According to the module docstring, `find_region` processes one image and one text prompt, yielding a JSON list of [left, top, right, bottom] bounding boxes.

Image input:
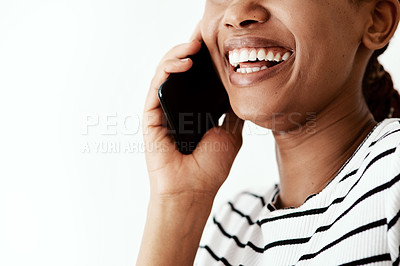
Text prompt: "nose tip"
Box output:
[[223, 3, 269, 29]]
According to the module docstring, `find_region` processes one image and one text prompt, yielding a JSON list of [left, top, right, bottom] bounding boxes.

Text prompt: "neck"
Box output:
[[273, 91, 377, 209]]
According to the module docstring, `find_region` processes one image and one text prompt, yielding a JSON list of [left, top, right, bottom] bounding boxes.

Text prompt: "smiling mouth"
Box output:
[[228, 47, 293, 74]]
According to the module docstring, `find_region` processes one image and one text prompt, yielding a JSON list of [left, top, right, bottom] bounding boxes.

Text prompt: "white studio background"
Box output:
[[0, 1, 399, 266]]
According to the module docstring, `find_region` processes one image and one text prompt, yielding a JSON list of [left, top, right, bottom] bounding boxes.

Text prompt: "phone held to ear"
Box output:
[[158, 42, 230, 154]]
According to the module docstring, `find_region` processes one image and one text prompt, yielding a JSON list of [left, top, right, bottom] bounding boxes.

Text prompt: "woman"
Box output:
[[137, 0, 400, 265]]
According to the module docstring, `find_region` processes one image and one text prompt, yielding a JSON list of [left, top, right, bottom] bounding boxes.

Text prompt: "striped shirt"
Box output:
[[195, 118, 400, 265]]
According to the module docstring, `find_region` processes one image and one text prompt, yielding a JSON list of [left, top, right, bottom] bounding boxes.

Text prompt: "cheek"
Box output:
[[201, 13, 224, 63], [287, 6, 361, 97], [201, 17, 230, 88], [201, 5, 223, 44], [283, 1, 360, 53]]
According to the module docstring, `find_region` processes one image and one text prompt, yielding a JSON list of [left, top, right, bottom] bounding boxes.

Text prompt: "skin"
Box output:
[[137, 0, 399, 265]]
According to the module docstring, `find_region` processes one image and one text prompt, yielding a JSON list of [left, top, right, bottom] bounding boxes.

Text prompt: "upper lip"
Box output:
[[223, 36, 295, 57]]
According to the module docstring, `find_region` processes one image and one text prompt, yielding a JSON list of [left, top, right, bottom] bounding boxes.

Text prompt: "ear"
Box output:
[[362, 0, 400, 50]]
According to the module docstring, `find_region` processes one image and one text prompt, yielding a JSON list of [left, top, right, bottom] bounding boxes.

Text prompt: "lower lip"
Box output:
[[228, 55, 295, 87]]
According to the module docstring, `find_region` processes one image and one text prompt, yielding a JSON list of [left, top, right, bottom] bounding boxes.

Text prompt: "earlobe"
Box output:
[[362, 0, 400, 50]]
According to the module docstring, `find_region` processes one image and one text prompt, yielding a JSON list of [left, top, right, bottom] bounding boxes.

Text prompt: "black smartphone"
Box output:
[[158, 42, 230, 154]]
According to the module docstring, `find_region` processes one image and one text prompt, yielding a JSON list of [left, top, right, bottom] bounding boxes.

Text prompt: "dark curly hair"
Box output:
[[362, 44, 400, 122], [358, 0, 400, 122]]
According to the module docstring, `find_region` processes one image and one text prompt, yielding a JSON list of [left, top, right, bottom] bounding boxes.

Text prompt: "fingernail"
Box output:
[[181, 58, 189, 62]]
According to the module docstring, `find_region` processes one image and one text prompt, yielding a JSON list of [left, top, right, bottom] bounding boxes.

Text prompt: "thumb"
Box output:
[[221, 108, 244, 147], [192, 109, 244, 179]]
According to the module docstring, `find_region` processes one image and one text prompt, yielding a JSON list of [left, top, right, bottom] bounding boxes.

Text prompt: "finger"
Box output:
[[222, 108, 244, 144], [190, 21, 203, 42], [162, 40, 201, 61], [142, 40, 203, 158], [144, 41, 201, 114], [143, 125, 178, 160], [142, 105, 166, 132], [211, 108, 244, 156], [142, 107, 177, 155], [163, 58, 193, 73], [192, 109, 244, 178], [144, 58, 193, 114]]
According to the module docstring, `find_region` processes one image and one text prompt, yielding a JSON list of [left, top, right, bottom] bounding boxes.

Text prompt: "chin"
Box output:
[[231, 97, 309, 133], [230, 98, 278, 126]]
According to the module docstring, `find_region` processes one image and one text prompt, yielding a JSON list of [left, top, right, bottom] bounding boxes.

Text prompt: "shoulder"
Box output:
[[341, 118, 400, 195], [363, 118, 400, 173], [368, 118, 400, 149], [352, 119, 400, 210], [369, 119, 400, 263]]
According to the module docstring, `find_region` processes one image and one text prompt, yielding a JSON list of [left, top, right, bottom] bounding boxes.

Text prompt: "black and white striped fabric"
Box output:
[[195, 118, 400, 265]]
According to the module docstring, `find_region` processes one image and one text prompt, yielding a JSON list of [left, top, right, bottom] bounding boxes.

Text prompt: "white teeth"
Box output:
[[257, 49, 266, 61], [228, 47, 293, 68], [232, 51, 240, 65], [282, 52, 291, 61], [274, 53, 282, 62], [249, 49, 257, 61], [266, 51, 274, 61], [239, 49, 249, 62], [235, 66, 266, 74]]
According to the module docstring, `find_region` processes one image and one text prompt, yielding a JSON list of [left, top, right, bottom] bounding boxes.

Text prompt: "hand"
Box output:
[[142, 26, 244, 203], [138, 23, 244, 266]]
